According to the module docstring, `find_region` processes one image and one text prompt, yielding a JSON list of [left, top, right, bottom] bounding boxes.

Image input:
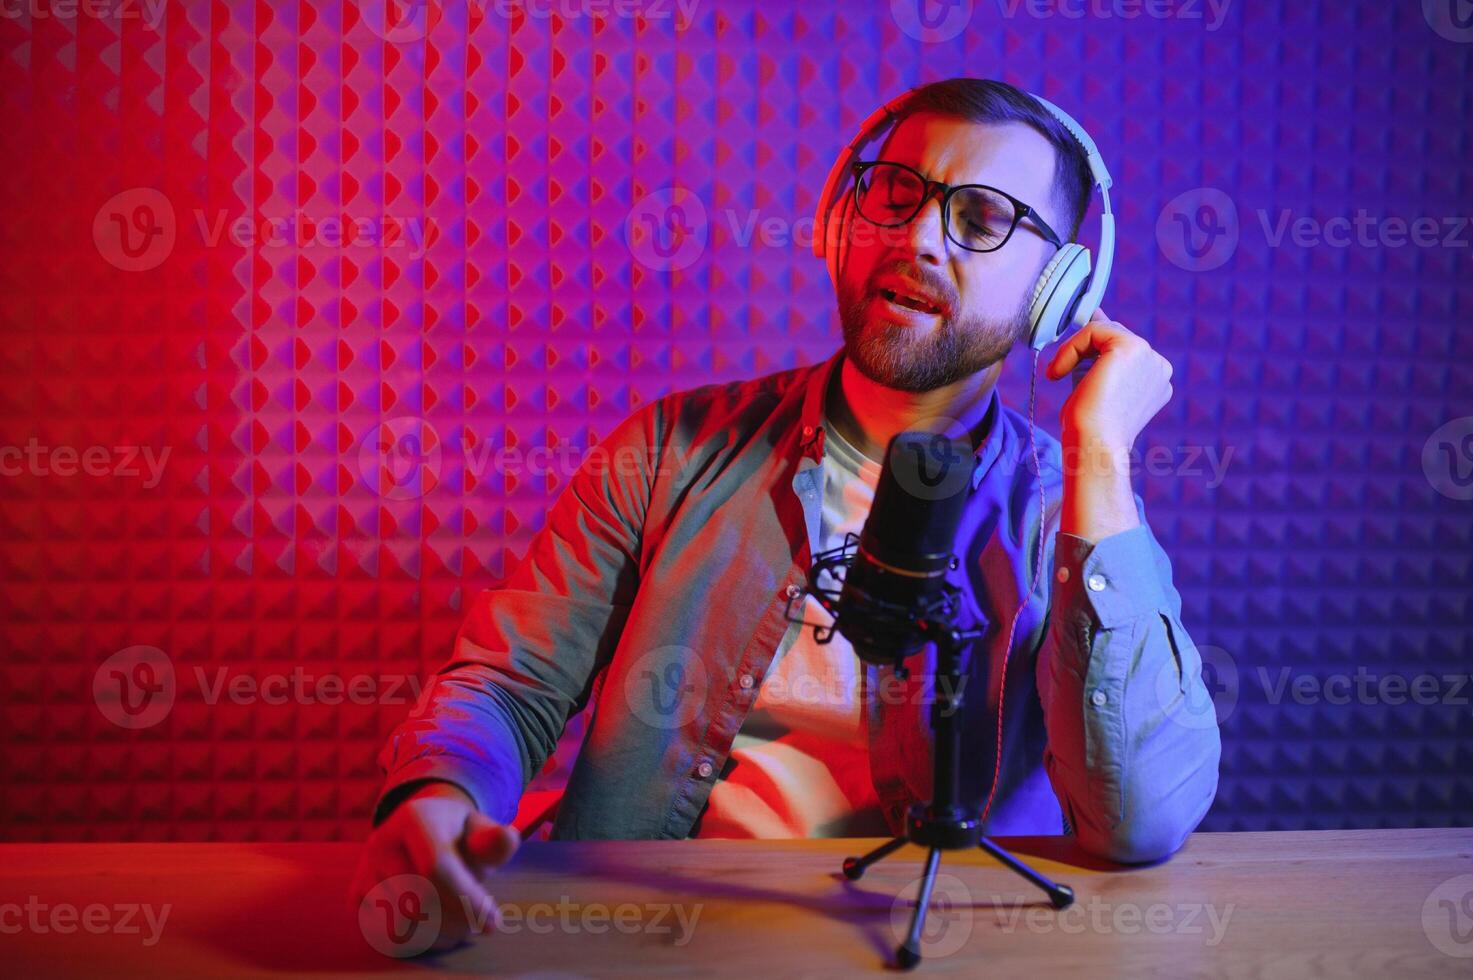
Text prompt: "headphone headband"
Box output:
[[1025, 93, 1113, 193]]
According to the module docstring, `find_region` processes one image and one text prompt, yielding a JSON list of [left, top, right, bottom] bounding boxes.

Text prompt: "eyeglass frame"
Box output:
[[849, 159, 1066, 254]]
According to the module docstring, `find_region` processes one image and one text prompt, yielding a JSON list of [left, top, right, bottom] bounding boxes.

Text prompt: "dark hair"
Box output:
[[885, 78, 1094, 243]]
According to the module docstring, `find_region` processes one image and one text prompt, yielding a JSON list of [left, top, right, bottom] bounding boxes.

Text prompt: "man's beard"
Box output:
[[837, 264, 1030, 393]]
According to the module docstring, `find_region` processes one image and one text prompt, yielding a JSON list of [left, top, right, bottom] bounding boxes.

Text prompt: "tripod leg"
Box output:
[[841, 835, 907, 881], [895, 847, 941, 970], [978, 836, 1075, 909]]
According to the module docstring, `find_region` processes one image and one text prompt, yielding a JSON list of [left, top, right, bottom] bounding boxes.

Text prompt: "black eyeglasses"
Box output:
[[851, 160, 1064, 253]]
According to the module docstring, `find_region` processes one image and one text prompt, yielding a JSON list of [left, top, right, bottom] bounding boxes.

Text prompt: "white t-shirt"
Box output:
[[693, 418, 894, 838]]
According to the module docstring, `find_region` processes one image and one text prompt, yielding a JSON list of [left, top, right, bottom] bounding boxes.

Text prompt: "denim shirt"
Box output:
[[375, 349, 1222, 863]]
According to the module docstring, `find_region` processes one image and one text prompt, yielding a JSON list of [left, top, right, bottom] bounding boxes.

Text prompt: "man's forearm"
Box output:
[[1037, 495, 1222, 864], [373, 670, 533, 827]]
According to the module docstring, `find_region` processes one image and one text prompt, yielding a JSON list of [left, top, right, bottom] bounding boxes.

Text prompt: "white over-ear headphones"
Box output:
[[811, 86, 1115, 352]]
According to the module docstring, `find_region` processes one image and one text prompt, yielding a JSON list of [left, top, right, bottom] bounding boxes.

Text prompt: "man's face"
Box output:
[[835, 112, 1063, 393]]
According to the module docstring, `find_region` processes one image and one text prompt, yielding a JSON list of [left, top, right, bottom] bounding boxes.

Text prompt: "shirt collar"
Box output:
[[798, 348, 1010, 491]]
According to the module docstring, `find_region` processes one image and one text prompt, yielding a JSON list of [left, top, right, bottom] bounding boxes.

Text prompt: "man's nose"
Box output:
[[899, 190, 947, 265]]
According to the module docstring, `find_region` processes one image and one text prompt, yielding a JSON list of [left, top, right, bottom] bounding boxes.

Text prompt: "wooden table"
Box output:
[[2, 829, 1469, 977]]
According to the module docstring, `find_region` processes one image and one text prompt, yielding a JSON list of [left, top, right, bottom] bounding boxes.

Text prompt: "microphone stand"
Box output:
[[791, 535, 1075, 970]]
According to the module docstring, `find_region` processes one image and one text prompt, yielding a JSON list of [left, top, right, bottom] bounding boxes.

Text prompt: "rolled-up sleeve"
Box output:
[[1036, 494, 1222, 864], [371, 400, 661, 826]]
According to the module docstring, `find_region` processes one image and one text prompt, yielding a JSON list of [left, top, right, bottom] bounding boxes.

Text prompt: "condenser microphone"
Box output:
[[835, 430, 975, 666]]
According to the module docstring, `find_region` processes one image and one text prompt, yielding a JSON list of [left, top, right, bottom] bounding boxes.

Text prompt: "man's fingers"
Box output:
[[1047, 325, 1096, 379], [432, 849, 502, 935], [463, 815, 521, 868], [347, 832, 412, 914], [395, 815, 501, 936], [1046, 314, 1138, 380]]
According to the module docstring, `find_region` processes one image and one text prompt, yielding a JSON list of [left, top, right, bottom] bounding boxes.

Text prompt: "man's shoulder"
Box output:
[[667, 357, 822, 408], [643, 355, 827, 433]]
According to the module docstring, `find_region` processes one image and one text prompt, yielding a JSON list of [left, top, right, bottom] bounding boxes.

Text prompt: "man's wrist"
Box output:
[[411, 780, 476, 806], [1060, 427, 1133, 475], [1059, 430, 1140, 541], [378, 778, 477, 822]]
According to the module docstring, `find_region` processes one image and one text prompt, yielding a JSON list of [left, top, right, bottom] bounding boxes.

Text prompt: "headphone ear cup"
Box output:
[[1027, 244, 1091, 350]]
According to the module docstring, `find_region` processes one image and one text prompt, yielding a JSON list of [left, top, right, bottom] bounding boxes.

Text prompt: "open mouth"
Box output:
[[878, 287, 942, 316]]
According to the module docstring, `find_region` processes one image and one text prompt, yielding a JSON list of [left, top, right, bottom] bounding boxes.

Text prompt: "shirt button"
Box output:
[[1091, 689, 1108, 707], [739, 673, 755, 691], [785, 583, 802, 599], [696, 760, 714, 779], [1087, 573, 1107, 592], [1056, 566, 1070, 584], [802, 425, 814, 438]]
